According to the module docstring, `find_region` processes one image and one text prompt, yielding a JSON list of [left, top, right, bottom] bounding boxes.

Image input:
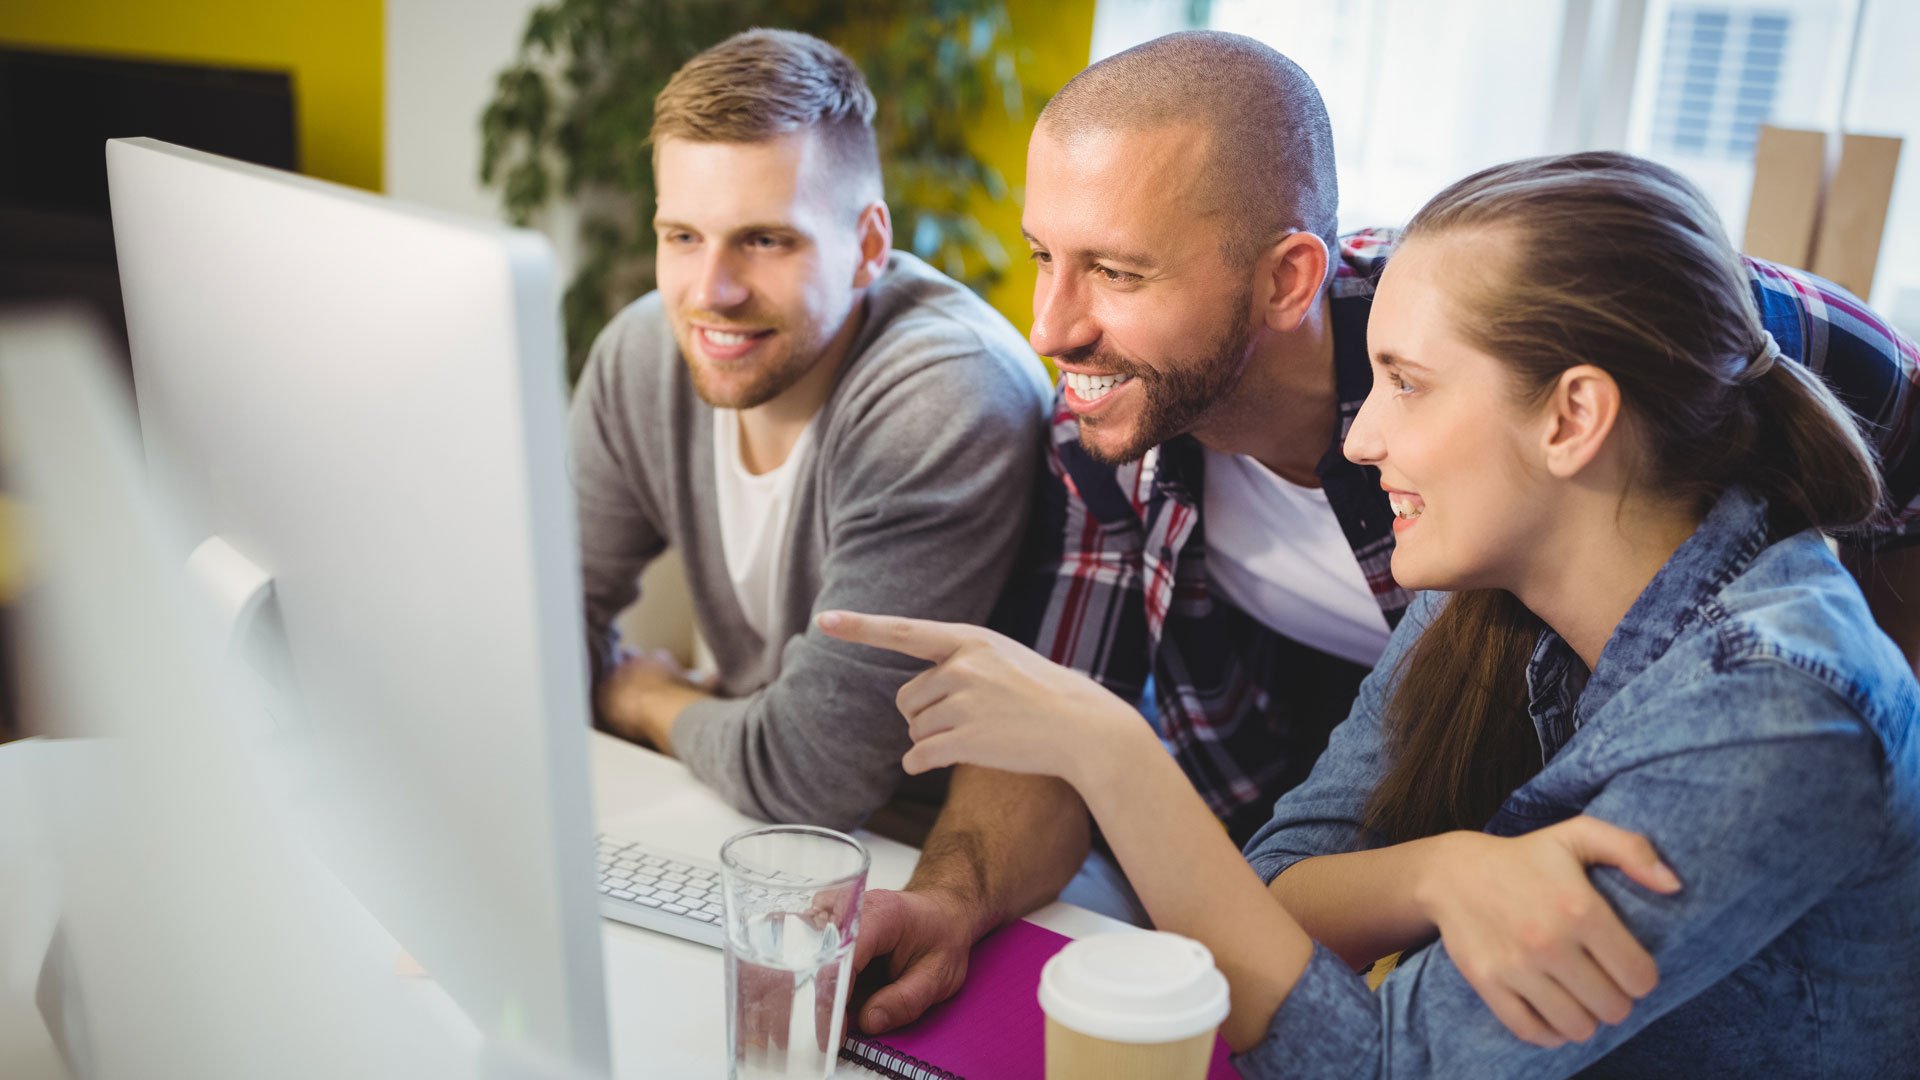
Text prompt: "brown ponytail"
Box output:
[[1361, 152, 1885, 843], [1739, 346, 1885, 536]]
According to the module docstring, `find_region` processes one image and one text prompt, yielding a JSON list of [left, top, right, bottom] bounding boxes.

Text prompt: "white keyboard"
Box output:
[[595, 833, 726, 948]]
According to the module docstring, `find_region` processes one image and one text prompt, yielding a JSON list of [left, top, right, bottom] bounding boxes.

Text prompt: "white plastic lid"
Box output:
[[1037, 931, 1231, 1044]]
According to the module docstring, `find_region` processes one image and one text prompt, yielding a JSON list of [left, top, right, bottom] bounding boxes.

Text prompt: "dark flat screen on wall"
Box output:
[[0, 46, 298, 373], [0, 46, 297, 214], [0, 48, 296, 742]]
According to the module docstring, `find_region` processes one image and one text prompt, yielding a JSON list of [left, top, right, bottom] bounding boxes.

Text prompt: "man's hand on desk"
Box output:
[[848, 888, 983, 1035], [598, 649, 718, 756], [849, 768, 1094, 1035]]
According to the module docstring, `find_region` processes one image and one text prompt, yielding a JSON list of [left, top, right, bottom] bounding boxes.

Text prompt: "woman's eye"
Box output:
[[1391, 374, 1417, 396]]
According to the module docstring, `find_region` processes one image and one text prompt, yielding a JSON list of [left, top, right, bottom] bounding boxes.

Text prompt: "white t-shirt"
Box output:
[[1202, 449, 1392, 667], [713, 409, 817, 643]]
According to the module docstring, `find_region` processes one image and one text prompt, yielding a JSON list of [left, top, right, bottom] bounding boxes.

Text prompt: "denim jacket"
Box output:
[[1236, 487, 1920, 1078]]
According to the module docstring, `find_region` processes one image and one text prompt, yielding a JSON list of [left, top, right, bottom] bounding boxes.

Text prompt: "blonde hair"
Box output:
[[651, 29, 880, 204]]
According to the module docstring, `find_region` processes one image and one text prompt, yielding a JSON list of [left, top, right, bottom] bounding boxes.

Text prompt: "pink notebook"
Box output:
[[839, 919, 1240, 1079]]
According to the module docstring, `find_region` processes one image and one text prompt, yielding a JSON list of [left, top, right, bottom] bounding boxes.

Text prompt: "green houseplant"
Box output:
[[481, 0, 1039, 380]]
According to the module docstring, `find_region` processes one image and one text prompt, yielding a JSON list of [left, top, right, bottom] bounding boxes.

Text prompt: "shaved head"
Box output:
[[1039, 30, 1337, 271]]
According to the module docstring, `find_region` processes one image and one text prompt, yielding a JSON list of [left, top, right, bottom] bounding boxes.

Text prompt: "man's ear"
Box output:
[[1256, 231, 1330, 333], [852, 200, 893, 289], [1541, 364, 1623, 479]]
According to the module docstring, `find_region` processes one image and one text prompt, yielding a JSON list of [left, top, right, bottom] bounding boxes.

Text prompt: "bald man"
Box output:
[[850, 30, 1920, 1036]]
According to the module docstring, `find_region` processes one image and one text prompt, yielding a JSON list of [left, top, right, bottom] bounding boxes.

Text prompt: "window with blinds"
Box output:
[[1649, 6, 1791, 159]]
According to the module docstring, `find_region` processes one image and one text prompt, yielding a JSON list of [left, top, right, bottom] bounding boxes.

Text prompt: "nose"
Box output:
[[1343, 383, 1387, 466], [1029, 267, 1098, 359], [693, 247, 749, 312]]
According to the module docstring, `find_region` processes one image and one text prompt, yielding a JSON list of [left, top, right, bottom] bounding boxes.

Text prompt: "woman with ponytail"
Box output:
[[822, 152, 1920, 1077]]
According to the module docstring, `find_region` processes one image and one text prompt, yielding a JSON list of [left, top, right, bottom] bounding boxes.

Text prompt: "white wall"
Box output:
[[386, 0, 534, 218], [385, 0, 579, 269], [386, 0, 696, 665]]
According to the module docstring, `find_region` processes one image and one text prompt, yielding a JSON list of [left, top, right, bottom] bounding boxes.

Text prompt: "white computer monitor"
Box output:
[[0, 308, 495, 1080], [105, 138, 609, 1075]]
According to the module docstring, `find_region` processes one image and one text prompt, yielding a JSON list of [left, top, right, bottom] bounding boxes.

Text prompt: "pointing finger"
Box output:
[[818, 610, 977, 663]]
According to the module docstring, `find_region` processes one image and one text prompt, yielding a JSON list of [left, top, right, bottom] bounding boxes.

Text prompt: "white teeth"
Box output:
[[703, 328, 756, 346], [1389, 496, 1424, 519], [1065, 371, 1131, 402]]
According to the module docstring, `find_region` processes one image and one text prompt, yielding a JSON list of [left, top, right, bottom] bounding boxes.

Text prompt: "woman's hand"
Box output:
[[1414, 817, 1682, 1047], [816, 610, 1152, 786]]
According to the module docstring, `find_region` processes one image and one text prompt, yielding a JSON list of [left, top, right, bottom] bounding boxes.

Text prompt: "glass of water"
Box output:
[[720, 824, 869, 1080]]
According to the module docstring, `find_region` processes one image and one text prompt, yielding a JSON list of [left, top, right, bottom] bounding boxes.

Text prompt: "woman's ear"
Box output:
[[1541, 364, 1622, 479]]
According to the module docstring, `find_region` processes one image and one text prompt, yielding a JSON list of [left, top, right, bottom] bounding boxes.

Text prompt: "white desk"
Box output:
[[0, 731, 1126, 1079], [587, 731, 1133, 1078]]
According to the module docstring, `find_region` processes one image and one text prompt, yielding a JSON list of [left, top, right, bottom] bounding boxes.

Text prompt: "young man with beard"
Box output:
[[847, 30, 1920, 1041], [571, 29, 1049, 829]]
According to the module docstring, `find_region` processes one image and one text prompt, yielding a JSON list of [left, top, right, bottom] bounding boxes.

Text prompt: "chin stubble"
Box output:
[[1073, 294, 1254, 465]]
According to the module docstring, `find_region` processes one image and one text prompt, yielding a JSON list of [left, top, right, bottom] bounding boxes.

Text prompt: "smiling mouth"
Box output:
[[697, 325, 773, 345], [1062, 370, 1133, 402], [691, 324, 778, 362]]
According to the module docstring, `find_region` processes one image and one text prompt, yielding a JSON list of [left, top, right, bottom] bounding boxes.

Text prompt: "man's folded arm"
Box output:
[[672, 353, 1050, 827]]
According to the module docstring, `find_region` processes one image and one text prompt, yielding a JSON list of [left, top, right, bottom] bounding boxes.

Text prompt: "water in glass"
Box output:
[[726, 907, 855, 1079]]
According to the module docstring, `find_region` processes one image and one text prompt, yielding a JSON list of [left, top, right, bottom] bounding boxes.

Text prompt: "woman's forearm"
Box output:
[[1268, 839, 1456, 972], [1072, 730, 1317, 1051]]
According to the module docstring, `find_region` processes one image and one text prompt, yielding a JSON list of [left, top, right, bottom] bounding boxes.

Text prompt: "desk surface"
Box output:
[[588, 731, 1132, 1078]]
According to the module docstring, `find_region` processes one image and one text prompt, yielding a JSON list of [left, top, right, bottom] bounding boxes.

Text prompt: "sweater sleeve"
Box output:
[[569, 320, 668, 696], [670, 347, 1050, 829]]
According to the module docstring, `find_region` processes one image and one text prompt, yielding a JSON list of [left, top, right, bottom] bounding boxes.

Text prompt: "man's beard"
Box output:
[[675, 310, 824, 410], [1063, 289, 1254, 465]]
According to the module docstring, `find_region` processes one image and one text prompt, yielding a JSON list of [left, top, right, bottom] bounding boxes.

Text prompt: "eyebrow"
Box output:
[[1375, 351, 1435, 376], [654, 218, 802, 236], [1021, 228, 1159, 271]]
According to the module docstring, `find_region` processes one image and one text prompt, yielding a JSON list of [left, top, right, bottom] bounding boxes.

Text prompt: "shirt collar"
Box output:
[[1153, 434, 1206, 504], [1157, 293, 1381, 504], [1535, 486, 1773, 729]]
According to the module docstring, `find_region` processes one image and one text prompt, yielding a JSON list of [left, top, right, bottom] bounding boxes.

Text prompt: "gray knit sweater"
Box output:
[[569, 252, 1051, 829]]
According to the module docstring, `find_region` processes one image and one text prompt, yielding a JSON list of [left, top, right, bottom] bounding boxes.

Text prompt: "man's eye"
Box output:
[[749, 234, 787, 250], [1029, 249, 1051, 266], [1094, 265, 1140, 284]]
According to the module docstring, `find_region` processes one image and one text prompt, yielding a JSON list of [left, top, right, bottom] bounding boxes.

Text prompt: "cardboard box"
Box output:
[[1810, 133, 1904, 299], [1744, 125, 1828, 269]]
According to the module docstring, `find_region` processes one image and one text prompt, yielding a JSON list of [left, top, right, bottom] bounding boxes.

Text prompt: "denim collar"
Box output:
[[1526, 486, 1773, 758]]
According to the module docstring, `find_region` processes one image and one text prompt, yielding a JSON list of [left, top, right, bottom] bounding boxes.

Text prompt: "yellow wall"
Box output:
[[0, 0, 383, 192], [0, 0, 1075, 313], [966, 1, 1096, 340]]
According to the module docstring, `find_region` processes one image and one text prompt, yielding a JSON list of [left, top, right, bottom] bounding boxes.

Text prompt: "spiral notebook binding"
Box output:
[[838, 1036, 965, 1080]]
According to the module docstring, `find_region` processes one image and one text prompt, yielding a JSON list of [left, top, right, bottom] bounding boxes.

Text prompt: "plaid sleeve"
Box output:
[[1338, 226, 1400, 274], [989, 385, 1154, 704], [1745, 257, 1920, 548]]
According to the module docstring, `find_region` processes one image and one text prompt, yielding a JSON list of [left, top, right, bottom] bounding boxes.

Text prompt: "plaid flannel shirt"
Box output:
[[993, 229, 1920, 845]]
